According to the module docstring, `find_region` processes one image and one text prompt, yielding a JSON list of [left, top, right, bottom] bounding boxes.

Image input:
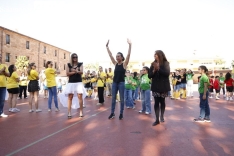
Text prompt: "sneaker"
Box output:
[[55, 108, 60, 112], [193, 118, 204, 122], [119, 114, 123, 120], [108, 113, 115, 119], [204, 118, 211, 122], [36, 109, 42, 112], [14, 108, 20, 112], [9, 108, 13, 112], [48, 109, 51, 112], [230, 97, 233, 101], [24, 97, 28, 99], [0, 113, 8, 118], [29, 109, 34, 113], [226, 97, 229, 101], [145, 112, 150, 115], [96, 103, 102, 106], [138, 110, 143, 113], [132, 106, 135, 109], [216, 97, 220, 100], [17, 97, 21, 100], [126, 107, 130, 109], [209, 96, 213, 99], [83, 105, 86, 108]]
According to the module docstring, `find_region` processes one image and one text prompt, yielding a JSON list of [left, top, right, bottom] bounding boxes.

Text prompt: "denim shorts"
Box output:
[[180, 83, 186, 88], [174, 84, 181, 91]]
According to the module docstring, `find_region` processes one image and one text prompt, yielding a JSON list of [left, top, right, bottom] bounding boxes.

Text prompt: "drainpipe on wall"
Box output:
[[38, 42, 40, 72], [0, 28, 4, 56]]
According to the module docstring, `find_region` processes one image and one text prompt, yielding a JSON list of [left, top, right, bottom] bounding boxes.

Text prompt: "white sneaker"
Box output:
[[216, 97, 220, 100], [55, 108, 60, 112], [145, 112, 150, 115], [0, 113, 8, 117], [138, 110, 143, 113], [9, 108, 13, 112], [230, 97, 233, 101], [83, 105, 86, 108], [226, 97, 229, 101], [36, 109, 42, 112], [29, 109, 34, 113], [132, 106, 135, 109], [209, 96, 213, 99], [48, 109, 51, 112], [224, 95, 226, 98], [127, 107, 130, 109], [96, 103, 102, 106]]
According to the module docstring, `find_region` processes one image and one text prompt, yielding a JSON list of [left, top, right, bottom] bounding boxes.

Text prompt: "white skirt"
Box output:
[[58, 82, 87, 109]]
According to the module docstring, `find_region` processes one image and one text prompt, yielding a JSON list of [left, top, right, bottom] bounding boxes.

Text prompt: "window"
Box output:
[[6, 34, 10, 44], [15, 56, 17, 59], [54, 62, 57, 69], [5, 53, 10, 62], [44, 46, 46, 54], [64, 64, 66, 70], [55, 50, 57, 56], [27, 56, 30, 60], [64, 53, 66, 59], [44, 60, 46, 67], [26, 41, 30, 49]]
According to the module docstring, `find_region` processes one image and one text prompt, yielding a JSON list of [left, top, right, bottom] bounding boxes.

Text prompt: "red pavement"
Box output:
[[0, 92, 234, 156]]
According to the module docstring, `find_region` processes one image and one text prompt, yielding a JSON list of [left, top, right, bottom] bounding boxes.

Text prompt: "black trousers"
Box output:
[[19, 85, 27, 98], [98, 87, 104, 103], [154, 96, 166, 122]]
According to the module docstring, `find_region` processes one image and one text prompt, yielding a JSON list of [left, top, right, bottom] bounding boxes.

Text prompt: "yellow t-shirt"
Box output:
[[0, 64, 9, 87], [45, 68, 56, 87], [97, 72, 106, 87], [7, 71, 19, 89], [106, 72, 114, 83], [28, 70, 39, 80]]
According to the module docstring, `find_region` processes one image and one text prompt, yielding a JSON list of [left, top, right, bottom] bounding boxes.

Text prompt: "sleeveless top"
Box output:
[[113, 63, 125, 83], [68, 62, 83, 83]]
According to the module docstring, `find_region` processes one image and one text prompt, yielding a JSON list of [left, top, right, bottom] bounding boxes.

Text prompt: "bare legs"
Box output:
[[29, 91, 39, 112], [67, 93, 84, 118]]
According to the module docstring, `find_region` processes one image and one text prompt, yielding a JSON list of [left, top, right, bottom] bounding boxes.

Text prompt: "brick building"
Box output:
[[0, 26, 71, 76]]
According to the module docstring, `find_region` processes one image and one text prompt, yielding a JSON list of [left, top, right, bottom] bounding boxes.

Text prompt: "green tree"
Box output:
[[84, 62, 99, 71], [15, 56, 29, 72]]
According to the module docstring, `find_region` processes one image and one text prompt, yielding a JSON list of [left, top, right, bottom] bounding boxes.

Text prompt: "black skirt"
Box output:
[[28, 80, 40, 92]]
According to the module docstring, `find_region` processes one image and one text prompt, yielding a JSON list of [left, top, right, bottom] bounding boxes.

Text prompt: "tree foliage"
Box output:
[[15, 56, 29, 72], [84, 62, 99, 71]]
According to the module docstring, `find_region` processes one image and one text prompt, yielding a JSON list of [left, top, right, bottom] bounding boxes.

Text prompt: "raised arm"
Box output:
[[106, 40, 117, 65], [123, 39, 132, 68]]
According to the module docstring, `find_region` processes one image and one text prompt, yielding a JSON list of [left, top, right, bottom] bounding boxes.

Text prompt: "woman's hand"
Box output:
[[152, 62, 159, 72], [127, 38, 132, 45], [106, 40, 109, 47]]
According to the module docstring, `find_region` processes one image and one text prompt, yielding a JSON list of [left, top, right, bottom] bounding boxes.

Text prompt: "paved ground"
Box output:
[[0, 88, 234, 156]]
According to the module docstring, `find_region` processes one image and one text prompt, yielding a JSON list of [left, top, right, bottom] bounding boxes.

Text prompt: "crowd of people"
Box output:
[[0, 39, 234, 126]]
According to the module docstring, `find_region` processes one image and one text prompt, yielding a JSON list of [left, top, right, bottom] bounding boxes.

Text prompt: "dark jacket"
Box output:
[[148, 61, 171, 93]]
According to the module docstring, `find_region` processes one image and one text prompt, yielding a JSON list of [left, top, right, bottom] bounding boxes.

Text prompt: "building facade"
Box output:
[[0, 26, 71, 76]]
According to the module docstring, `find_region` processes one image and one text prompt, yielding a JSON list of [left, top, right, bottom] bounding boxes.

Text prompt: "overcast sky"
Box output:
[[0, 0, 234, 63]]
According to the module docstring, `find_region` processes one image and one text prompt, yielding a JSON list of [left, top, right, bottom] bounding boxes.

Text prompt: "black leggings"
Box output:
[[98, 87, 104, 103], [154, 97, 166, 122]]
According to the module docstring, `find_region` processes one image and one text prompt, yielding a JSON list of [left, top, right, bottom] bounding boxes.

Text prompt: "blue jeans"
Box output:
[[124, 89, 134, 108], [199, 91, 210, 119], [48, 86, 59, 109], [132, 87, 139, 101], [141, 89, 151, 113], [111, 82, 125, 114], [0, 87, 6, 115]]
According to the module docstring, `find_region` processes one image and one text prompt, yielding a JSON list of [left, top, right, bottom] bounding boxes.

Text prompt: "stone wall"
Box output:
[[0, 27, 70, 76]]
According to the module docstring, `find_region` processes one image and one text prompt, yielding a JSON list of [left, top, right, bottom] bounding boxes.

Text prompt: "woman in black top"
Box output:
[[106, 39, 132, 120], [149, 50, 171, 126], [64, 53, 84, 118]]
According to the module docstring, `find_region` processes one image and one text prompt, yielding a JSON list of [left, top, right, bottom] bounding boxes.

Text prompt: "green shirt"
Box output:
[[140, 74, 151, 90], [219, 76, 225, 87], [125, 76, 133, 90], [131, 78, 137, 90], [186, 74, 193, 80], [198, 74, 209, 94]]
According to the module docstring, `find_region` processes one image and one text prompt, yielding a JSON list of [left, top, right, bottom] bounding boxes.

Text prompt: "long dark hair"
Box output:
[[45, 61, 52, 68], [225, 72, 231, 81], [27, 63, 35, 75], [117, 52, 125, 61], [133, 72, 137, 79], [155, 50, 168, 65], [199, 65, 208, 74], [8, 64, 15, 77]]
